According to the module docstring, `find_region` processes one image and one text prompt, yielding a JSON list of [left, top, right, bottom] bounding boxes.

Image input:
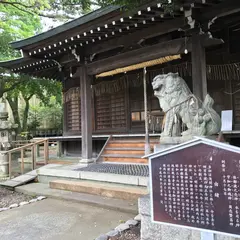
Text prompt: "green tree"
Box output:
[[0, 0, 178, 21], [0, 0, 100, 21], [6, 78, 62, 133], [29, 96, 63, 133], [0, 2, 62, 134]]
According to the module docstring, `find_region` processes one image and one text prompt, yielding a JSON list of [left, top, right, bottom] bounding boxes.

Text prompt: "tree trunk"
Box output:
[[6, 96, 21, 133], [22, 99, 30, 132]]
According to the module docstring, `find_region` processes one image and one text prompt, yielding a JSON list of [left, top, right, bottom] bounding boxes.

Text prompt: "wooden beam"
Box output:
[[79, 66, 93, 162], [85, 18, 185, 56], [87, 35, 223, 75], [200, 0, 240, 21]]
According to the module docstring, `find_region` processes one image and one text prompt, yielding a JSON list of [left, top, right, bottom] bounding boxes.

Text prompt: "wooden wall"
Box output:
[[62, 17, 240, 136]]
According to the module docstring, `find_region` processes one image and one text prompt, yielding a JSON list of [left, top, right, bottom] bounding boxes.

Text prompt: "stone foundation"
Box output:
[[138, 195, 238, 240]]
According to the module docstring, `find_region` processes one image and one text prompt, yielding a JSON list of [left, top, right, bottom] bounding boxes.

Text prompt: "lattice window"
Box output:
[[64, 87, 81, 131], [95, 91, 126, 130], [232, 81, 240, 124]]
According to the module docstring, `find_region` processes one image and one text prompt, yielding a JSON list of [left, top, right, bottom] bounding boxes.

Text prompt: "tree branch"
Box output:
[[38, 13, 75, 20], [3, 79, 27, 94], [0, 1, 34, 15], [0, 0, 76, 20], [0, 1, 34, 8]]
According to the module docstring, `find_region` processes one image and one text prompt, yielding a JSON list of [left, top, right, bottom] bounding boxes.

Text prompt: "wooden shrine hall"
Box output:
[[1, 0, 240, 163]]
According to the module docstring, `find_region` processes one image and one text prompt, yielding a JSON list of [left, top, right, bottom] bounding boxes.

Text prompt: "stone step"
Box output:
[[103, 149, 145, 155], [16, 183, 138, 214], [49, 179, 148, 201]]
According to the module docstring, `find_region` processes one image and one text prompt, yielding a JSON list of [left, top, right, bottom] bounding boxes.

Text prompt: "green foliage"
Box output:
[[26, 95, 63, 135], [0, 1, 42, 40], [0, 1, 63, 134], [6, 77, 62, 132], [37, 96, 63, 130], [0, 0, 180, 23]]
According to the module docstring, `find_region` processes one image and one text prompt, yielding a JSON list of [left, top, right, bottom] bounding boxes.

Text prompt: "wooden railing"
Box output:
[[7, 138, 49, 178], [96, 135, 112, 162]]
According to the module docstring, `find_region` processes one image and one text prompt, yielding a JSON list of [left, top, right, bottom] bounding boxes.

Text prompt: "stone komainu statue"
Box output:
[[152, 73, 221, 137]]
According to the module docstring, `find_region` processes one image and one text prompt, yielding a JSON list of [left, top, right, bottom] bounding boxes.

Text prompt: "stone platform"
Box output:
[[37, 163, 148, 187], [75, 163, 149, 177]]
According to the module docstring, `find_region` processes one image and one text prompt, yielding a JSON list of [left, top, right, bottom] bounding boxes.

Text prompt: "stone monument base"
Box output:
[[154, 136, 193, 152], [139, 195, 235, 240]]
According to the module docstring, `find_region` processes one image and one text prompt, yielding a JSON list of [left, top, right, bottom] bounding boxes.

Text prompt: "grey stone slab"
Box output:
[[26, 170, 37, 176], [138, 176, 148, 187], [15, 183, 138, 214], [106, 230, 119, 237], [37, 196, 46, 201], [9, 204, 19, 209], [80, 171, 139, 186], [37, 168, 80, 179], [138, 194, 151, 216], [125, 219, 138, 226], [115, 223, 130, 232], [0, 175, 36, 188], [0, 180, 20, 187], [96, 234, 108, 240], [19, 202, 29, 206], [134, 214, 141, 221], [12, 174, 36, 182]]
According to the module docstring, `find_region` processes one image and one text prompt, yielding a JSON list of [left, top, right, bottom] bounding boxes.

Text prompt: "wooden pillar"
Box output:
[[80, 66, 93, 162], [191, 34, 207, 101], [143, 67, 150, 155]]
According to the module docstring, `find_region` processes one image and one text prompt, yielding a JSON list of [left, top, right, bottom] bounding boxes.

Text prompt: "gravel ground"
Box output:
[[0, 187, 33, 208], [109, 225, 140, 240]]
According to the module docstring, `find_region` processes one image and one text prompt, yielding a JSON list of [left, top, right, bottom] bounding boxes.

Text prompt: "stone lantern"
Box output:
[[0, 102, 17, 178]]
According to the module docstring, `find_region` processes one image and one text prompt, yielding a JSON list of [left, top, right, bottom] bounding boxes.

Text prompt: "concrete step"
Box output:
[[103, 149, 145, 155], [15, 183, 138, 214], [50, 179, 148, 201]]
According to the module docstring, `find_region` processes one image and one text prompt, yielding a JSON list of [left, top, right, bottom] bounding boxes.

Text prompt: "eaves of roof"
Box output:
[[11, 5, 121, 50]]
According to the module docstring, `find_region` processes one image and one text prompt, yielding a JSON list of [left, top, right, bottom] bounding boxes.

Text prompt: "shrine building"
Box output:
[[0, 0, 240, 163]]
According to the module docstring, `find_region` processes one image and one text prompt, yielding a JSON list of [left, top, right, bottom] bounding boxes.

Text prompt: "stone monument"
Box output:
[[0, 102, 17, 178], [139, 73, 222, 240]]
